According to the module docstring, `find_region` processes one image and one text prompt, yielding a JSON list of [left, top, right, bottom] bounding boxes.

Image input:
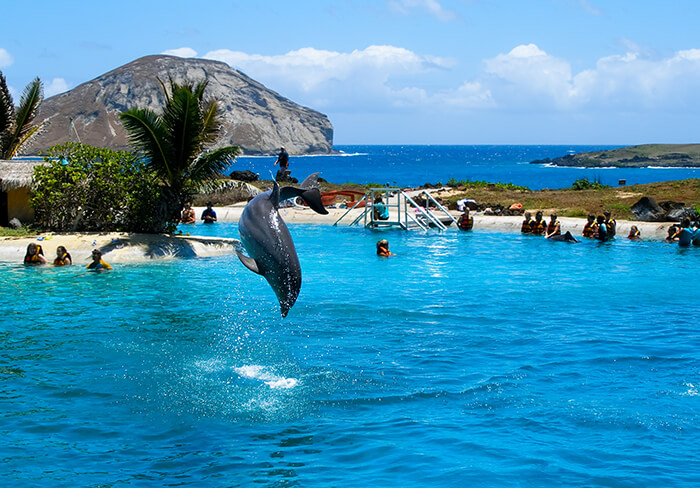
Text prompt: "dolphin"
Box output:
[[236, 173, 328, 317], [546, 231, 579, 243]]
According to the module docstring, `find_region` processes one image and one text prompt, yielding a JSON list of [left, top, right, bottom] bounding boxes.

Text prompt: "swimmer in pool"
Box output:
[[376, 239, 393, 257]]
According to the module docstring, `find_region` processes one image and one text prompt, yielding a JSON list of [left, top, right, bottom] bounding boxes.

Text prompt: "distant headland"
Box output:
[[530, 144, 700, 168]]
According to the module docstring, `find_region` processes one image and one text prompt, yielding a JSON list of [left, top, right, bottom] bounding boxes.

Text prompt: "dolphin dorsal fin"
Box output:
[[236, 250, 263, 275], [300, 173, 321, 190]]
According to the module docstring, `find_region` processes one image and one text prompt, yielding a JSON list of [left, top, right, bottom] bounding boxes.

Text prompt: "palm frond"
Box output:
[[119, 108, 172, 180], [163, 85, 205, 172], [200, 99, 222, 145], [0, 72, 14, 157], [189, 145, 241, 182], [10, 78, 42, 138]]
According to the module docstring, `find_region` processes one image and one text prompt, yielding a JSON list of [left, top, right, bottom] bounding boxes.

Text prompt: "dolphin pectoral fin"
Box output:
[[236, 250, 263, 275], [301, 188, 329, 215]]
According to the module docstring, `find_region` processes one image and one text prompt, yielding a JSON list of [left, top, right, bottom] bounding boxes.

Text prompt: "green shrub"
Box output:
[[571, 178, 610, 190], [32, 143, 164, 233], [446, 178, 529, 191]]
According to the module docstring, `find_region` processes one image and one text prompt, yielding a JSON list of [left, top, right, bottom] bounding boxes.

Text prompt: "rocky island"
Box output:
[[29, 55, 334, 156], [530, 144, 700, 168]]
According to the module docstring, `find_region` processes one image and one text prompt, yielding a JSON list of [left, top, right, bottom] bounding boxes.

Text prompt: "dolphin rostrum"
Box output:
[[236, 173, 328, 317]]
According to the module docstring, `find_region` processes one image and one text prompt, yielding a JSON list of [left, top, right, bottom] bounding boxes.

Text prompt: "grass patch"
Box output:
[[0, 227, 38, 237]]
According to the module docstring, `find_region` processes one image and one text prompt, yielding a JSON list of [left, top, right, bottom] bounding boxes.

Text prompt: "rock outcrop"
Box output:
[[28, 55, 333, 156], [631, 196, 666, 222]]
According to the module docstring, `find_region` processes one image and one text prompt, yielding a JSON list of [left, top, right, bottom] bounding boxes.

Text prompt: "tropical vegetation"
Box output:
[[31, 143, 162, 232], [119, 78, 241, 227], [0, 71, 44, 159]]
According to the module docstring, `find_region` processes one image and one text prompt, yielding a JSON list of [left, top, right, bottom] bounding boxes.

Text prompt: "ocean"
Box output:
[[229, 145, 700, 190]]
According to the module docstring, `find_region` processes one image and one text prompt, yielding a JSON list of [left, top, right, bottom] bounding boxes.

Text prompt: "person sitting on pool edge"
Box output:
[[372, 196, 389, 221], [54, 245, 72, 266], [87, 249, 112, 271], [457, 207, 473, 231], [201, 202, 217, 224], [520, 212, 533, 233], [376, 239, 393, 257], [24, 242, 47, 265]]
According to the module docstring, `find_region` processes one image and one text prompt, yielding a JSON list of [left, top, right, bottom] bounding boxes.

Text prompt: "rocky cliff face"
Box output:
[[29, 55, 333, 155]]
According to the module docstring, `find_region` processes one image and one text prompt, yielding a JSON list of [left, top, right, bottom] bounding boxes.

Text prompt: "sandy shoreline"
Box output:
[[0, 203, 675, 264]]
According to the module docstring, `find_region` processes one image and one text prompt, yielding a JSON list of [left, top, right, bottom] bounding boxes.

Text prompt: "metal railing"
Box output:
[[333, 188, 456, 231]]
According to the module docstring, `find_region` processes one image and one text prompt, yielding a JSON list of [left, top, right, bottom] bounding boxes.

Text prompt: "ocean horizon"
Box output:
[[230, 145, 700, 190]]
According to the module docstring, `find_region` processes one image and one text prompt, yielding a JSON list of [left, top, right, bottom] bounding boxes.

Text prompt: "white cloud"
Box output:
[[204, 45, 454, 110], [388, 0, 458, 22], [0, 48, 13, 68], [45, 78, 70, 97], [162, 47, 198, 58], [483, 44, 574, 108], [190, 41, 700, 125]]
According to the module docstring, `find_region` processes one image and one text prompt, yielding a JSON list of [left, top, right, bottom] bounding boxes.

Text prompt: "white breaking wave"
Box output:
[[234, 365, 298, 389]]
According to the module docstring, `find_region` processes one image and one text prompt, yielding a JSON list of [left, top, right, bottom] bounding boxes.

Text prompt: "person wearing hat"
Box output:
[[201, 202, 217, 224], [274, 146, 289, 172]]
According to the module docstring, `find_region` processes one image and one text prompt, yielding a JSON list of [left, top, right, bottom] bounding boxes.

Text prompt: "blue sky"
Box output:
[[3, 0, 700, 145]]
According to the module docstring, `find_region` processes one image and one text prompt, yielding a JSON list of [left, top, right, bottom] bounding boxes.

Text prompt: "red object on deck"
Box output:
[[320, 190, 367, 207]]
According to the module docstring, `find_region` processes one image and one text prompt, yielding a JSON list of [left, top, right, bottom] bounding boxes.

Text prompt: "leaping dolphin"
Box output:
[[236, 173, 328, 317]]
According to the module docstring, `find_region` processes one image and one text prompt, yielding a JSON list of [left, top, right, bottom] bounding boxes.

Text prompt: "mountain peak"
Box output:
[[30, 55, 333, 155]]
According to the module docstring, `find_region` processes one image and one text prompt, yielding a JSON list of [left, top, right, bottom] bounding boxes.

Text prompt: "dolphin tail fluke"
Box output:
[[279, 184, 329, 215], [300, 188, 329, 215], [236, 250, 263, 275]]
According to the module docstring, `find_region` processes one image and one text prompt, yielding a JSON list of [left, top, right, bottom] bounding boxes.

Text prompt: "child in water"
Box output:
[[627, 226, 641, 240], [376, 239, 393, 257]]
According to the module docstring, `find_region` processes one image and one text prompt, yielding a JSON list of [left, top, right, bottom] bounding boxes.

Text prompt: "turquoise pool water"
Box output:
[[1, 223, 699, 487]]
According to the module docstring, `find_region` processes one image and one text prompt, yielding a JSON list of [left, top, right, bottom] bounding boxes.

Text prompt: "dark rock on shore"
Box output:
[[631, 197, 666, 222], [29, 55, 334, 156], [230, 170, 259, 182], [632, 196, 699, 222]]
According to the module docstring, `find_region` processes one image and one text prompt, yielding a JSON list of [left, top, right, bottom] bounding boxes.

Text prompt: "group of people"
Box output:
[[665, 218, 700, 246], [180, 202, 218, 224], [518, 210, 621, 242], [24, 243, 112, 270]]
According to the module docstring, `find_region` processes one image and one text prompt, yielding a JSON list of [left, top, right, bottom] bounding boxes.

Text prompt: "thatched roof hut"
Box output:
[[0, 160, 48, 191], [0, 159, 49, 226]]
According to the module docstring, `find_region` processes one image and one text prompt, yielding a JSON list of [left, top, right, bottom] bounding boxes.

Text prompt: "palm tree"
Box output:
[[0, 72, 44, 159], [119, 77, 241, 227]]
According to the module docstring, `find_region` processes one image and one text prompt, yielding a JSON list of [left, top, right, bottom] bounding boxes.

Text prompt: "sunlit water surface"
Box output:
[[1, 223, 698, 487]]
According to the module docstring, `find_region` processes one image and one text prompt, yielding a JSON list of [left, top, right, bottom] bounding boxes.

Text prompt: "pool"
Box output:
[[1, 223, 698, 487]]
